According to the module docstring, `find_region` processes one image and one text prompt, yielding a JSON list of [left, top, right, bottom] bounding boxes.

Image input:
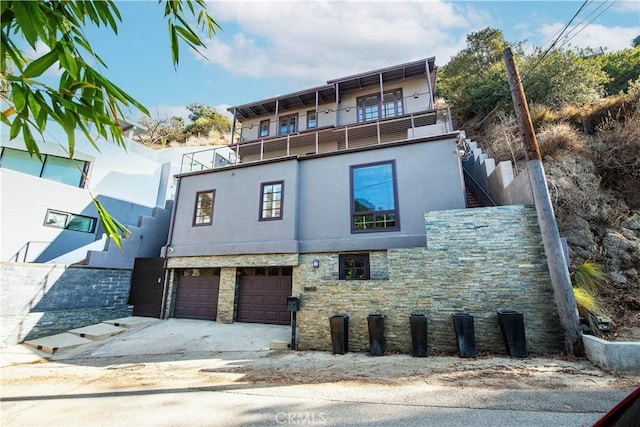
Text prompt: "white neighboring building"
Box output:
[[0, 125, 234, 268]]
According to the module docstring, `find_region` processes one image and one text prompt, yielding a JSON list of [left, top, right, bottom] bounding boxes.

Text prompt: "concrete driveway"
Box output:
[[53, 318, 291, 361]]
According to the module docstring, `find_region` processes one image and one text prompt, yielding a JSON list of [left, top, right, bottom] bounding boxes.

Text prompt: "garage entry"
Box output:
[[237, 267, 292, 325], [174, 268, 220, 321]]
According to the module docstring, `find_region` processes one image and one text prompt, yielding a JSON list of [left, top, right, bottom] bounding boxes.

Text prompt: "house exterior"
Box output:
[[0, 124, 234, 268], [163, 58, 565, 354]]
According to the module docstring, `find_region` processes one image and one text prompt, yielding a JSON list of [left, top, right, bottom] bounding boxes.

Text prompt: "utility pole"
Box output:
[[503, 47, 584, 356]]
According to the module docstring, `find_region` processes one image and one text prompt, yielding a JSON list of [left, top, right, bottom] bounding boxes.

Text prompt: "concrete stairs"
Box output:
[[22, 316, 160, 355], [465, 185, 485, 208]]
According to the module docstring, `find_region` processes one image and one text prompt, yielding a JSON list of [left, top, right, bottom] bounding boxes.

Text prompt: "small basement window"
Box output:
[[339, 253, 370, 280]]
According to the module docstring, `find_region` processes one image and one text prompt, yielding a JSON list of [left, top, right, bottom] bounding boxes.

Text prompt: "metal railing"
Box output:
[[180, 108, 454, 173], [180, 147, 238, 174], [8, 241, 51, 263]]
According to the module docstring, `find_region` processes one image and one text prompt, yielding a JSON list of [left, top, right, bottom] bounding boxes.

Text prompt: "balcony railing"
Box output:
[[180, 108, 453, 173]]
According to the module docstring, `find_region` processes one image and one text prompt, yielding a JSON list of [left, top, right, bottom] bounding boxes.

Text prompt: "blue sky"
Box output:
[[81, 0, 639, 122]]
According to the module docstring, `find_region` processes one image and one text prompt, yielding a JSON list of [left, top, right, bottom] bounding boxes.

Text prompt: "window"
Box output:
[[307, 110, 317, 129], [278, 114, 297, 135], [350, 161, 399, 232], [259, 119, 270, 137], [44, 209, 97, 233], [356, 89, 404, 122], [339, 254, 370, 280], [193, 190, 215, 226], [1, 147, 88, 187], [260, 181, 284, 220]]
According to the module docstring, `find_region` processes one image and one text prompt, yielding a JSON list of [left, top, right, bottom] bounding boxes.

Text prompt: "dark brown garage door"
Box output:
[[237, 267, 292, 325], [174, 268, 220, 321]]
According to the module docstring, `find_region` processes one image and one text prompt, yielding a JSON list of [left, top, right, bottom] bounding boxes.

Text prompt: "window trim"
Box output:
[[339, 253, 370, 280], [350, 160, 400, 233], [278, 113, 298, 136], [1, 147, 89, 188], [43, 209, 97, 233], [259, 119, 270, 138], [259, 180, 284, 221], [306, 110, 317, 129], [193, 189, 215, 226], [356, 88, 404, 123]]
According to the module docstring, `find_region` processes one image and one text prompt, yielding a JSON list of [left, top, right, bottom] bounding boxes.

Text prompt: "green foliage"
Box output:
[[595, 47, 640, 95], [437, 28, 516, 120], [1, 0, 220, 248], [571, 260, 608, 336], [184, 103, 232, 136], [571, 260, 607, 293], [633, 35, 640, 48], [522, 49, 608, 110]]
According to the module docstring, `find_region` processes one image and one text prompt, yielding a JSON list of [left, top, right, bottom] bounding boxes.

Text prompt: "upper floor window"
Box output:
[[260, 181, 284, 221], [307, 110, 317, 129], [0, 147, 88, 188], [350, 161, 399, 233], [278, 114, 297, 136], [193, 190, 215, 226], [339, 253, 370, 280], [259, 119, 270, 138], [356, 89, 404, 123], [44, 209, 97, 233]]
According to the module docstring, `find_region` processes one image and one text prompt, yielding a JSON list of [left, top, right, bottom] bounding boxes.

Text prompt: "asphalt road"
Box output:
[[1, 319, 637, 426]]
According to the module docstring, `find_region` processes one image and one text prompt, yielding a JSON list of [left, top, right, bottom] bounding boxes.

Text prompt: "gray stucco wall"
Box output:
[[169, 137, 466, 258], [297, 137, 465, 252], [1, 263, 132, 346], [170, 159, 299, 256]]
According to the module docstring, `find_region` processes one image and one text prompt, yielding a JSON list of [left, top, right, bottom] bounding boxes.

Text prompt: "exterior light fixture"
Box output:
[[345, 107, 351, 112], [413, 93, 419, 99], [312, 259, 320, 268], [325, 108, 330, 114]]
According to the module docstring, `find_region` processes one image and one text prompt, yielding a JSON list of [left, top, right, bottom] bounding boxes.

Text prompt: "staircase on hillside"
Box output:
[[465, 184, 485, 208]]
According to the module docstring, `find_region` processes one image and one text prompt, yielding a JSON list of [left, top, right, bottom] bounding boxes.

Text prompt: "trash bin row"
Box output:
[[329, 310, 528, 358]]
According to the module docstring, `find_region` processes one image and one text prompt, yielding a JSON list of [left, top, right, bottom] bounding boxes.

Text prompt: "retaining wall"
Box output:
[[294, 205, 564, 354], [1, 262, 132, 346]]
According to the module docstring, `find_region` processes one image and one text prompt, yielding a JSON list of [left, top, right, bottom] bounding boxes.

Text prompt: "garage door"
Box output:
[[237, 267, 292, 325], [174, 268, 220, 320]]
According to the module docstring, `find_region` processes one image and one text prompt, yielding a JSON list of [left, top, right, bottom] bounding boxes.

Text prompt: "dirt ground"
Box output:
[[2, 350, 638, 394]]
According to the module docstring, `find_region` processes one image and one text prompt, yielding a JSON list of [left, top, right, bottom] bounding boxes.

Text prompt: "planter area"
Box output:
[[583, 334, 640, 371]]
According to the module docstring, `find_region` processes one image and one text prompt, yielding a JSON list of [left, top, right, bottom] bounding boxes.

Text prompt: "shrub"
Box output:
[[536, 122, 584, 158]]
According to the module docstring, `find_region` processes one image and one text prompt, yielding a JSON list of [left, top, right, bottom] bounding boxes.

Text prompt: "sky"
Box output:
[[80, 0, 639, 122]]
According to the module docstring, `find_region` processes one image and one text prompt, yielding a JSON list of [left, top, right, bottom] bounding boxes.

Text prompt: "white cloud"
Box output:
[[538, 23, 638, 52], [201, 0, 480, 86]]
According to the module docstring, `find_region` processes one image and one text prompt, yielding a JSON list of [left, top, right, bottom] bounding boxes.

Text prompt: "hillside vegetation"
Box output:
[[439, 28, 640, 340]]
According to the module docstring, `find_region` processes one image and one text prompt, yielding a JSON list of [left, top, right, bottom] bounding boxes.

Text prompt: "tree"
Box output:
[[522, 48, 609, 109], [437, 28, 517, 120], [633, 35, 640, 48], [134, 116, 186, 146], [1, 0, 220, 247], [185, 103, 232, 137], [594, 47, 640, 95]]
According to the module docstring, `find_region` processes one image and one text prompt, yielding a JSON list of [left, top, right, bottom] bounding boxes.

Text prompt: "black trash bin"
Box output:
[[496, 310, 528, 357], [452, 312, 476, 358], [409, 314, 428, 357], [329, 314, 349, 354], [367, 314, 385, 356]]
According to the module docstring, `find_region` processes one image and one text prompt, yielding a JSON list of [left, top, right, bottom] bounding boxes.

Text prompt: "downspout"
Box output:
[[160, 175, 182, 319]]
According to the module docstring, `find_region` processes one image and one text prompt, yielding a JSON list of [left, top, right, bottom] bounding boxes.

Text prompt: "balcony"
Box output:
[[180, 108, 454, 173]]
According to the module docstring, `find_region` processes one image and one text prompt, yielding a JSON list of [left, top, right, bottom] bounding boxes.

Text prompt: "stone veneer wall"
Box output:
[[294, 205, 564, 354], [1, 263, 132, 346]]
